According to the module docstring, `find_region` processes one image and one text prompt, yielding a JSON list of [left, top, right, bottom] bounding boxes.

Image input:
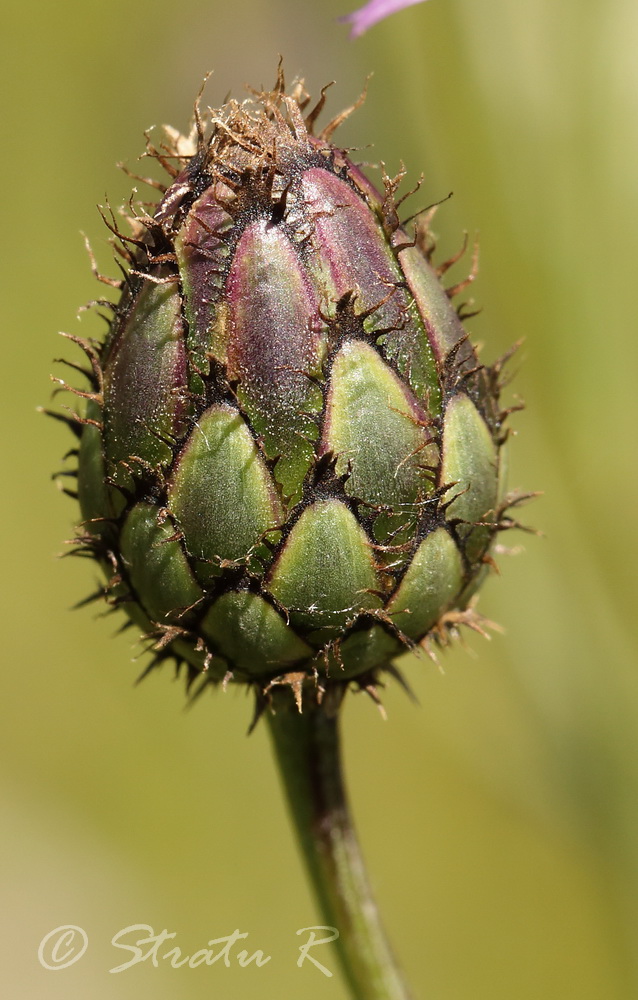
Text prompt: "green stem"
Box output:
[[266, 686, 413, 1000]]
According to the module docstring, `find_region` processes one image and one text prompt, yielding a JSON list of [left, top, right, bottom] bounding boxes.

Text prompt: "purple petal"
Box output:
[[340, 0, 429, 38]]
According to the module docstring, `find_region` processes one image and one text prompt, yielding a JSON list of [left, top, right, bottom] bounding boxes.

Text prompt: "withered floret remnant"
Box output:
[[54, 72, 529, 711]]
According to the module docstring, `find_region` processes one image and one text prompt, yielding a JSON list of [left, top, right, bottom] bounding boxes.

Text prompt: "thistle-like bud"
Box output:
[[59, 78, 517, 705]]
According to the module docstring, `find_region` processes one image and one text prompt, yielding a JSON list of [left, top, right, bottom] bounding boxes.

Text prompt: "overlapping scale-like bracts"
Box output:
[[74, 85, 506, 695]]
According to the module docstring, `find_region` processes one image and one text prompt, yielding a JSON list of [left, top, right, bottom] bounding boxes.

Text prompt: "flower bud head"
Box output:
[[58, 78, 518, 704]]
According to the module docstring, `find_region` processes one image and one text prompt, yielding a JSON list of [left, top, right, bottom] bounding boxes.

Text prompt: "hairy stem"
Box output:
[[266, 686, 413, 1000]]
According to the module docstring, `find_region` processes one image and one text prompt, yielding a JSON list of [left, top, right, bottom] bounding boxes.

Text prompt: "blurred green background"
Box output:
[[3, 0, 637, 997]]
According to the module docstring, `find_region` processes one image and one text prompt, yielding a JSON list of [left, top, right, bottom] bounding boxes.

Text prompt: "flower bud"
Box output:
[[59, 79, 519, 702]]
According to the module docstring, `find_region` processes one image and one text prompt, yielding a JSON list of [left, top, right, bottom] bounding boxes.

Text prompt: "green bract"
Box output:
[[60, 79, 517, 704]]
